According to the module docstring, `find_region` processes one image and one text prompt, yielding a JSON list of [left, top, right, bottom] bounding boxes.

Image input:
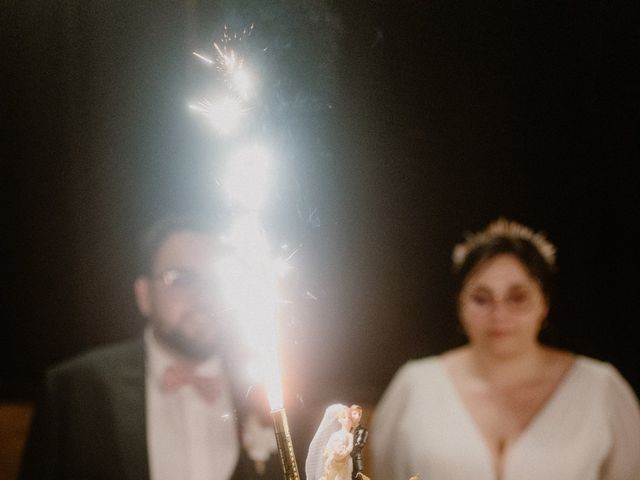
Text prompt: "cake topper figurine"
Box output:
[[348, 405, 369, 480], [306, 404, 372, 480], [306, 403, 424, 480]]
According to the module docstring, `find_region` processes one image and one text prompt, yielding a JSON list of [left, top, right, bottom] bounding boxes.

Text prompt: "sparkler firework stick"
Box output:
[[219, 146, 301, 480], [191, 25, 302, 480], [271, 407, 301, 480]]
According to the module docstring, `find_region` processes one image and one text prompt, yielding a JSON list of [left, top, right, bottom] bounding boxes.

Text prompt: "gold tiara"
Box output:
[[452, 218, 557, 270]]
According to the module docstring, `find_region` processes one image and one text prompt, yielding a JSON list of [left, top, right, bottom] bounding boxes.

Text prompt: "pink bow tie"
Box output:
[[161, 365, 221, 404]]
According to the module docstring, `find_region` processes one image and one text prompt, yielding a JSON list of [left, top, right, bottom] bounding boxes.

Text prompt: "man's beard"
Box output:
[[157, 329, 218, 361], [154, 311, 220, 361]]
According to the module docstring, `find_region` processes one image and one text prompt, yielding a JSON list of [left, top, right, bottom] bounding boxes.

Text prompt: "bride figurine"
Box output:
[[306, 404, 354, 480], [306, 404, 413, 480]]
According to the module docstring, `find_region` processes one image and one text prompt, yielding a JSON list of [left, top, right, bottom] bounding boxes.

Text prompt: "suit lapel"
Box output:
[[111, 339, 150, 480]]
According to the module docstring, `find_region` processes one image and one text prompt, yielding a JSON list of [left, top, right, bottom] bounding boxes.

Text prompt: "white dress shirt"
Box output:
[[145, 329, 240, 480]]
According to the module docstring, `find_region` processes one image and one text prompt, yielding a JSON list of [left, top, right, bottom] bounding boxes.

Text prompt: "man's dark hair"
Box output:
[[137, 212, 222, 275]]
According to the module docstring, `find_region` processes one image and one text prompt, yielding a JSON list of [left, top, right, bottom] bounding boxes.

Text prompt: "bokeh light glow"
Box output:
[[222, 144, 274, 211], [188, 95, 245, 136]]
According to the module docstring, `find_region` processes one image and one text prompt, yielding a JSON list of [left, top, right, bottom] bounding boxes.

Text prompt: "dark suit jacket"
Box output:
[[19, 338, 281, 480]]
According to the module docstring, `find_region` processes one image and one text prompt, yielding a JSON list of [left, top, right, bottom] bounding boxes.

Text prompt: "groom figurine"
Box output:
[[349, 405, 368, 480], [20, 213, 280, 480]]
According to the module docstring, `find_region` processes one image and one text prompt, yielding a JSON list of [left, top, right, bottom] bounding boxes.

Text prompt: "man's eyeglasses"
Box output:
[[152, 269, 217, 293]]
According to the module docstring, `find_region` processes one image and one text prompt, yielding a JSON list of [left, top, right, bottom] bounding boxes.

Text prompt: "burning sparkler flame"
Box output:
[[192, 22, 290, 417], [190, 22, 302, 480], [216, 140, 288, 412], [219, 213, 286, 410]]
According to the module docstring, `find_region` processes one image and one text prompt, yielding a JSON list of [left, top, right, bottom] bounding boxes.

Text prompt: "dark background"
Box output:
[[4, 0, 639, 450]]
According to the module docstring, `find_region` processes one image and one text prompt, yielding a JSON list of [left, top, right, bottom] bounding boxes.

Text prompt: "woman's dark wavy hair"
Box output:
[[452, 219, 557, 299]]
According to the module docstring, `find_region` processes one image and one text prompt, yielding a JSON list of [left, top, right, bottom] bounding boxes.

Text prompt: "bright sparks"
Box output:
[[190, 24, 258, 133], [192, 51, 213, 64], [188, 95, 245, 136]]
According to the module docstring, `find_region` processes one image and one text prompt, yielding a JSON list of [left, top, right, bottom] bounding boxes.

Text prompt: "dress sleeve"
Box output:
[[371, 362, 415, 480], [600, 364, 640, 480]]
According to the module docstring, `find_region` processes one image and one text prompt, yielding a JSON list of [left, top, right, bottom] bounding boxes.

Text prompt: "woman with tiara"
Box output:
[[371, 219, 640, 480]]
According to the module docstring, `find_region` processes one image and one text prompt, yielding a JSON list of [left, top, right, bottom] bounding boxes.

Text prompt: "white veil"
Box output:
[[305, 403, 347, 480]]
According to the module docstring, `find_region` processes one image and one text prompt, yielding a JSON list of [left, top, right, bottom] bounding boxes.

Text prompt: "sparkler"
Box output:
[[271, 407, 301, 480], [219, 149, 301, 479], [190, 24, 301, 480]]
